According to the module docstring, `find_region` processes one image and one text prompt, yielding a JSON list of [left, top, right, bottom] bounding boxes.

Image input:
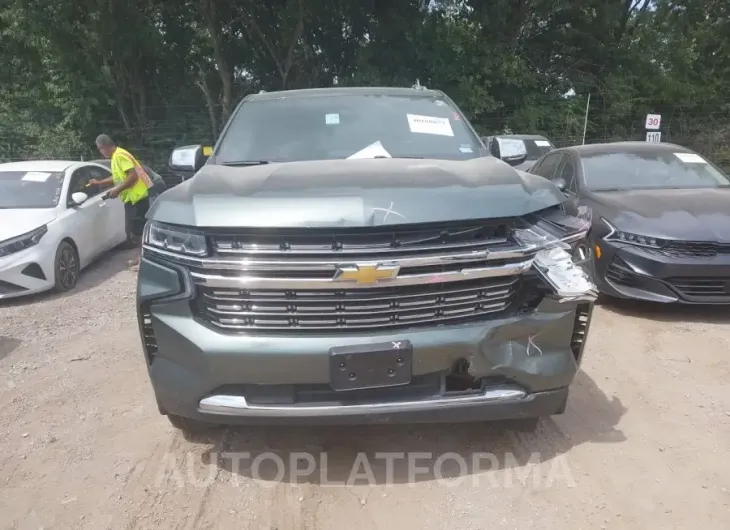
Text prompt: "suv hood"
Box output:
[[0, 208, 56, 242], [150, 157, 565, 228]]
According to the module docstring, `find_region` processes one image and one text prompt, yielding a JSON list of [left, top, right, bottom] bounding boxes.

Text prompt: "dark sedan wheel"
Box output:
[[53, 241, 80, 292]]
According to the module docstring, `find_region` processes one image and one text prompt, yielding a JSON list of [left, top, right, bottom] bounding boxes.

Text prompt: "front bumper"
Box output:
[[594, 239, 730, 304], [0, 245, 55, 299], [138, 256, 591, 426]]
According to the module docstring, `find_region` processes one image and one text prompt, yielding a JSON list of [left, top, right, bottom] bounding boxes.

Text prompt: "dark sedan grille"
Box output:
[[667, 277, 730, 302], [658, 241, 730, 259], [195, 276, 524, 332]]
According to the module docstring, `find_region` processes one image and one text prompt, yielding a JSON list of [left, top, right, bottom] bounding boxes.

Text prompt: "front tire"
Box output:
[[166, 414, 215, 440], [53, 241, 80, 292]]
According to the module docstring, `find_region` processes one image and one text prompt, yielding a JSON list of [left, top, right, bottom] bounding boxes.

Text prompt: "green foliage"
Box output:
[[1, 0, 729, 171]]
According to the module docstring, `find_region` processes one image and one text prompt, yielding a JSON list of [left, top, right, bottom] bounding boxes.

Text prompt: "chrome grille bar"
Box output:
[[188, 259, 533, 290], [143, 245, 535, 271]]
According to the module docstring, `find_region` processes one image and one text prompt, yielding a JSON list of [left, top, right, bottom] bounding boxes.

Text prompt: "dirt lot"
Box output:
[[1, 248, 729, 529]]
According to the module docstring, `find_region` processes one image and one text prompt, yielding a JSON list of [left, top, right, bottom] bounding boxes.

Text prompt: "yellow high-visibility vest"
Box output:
[[110, 147, 152, 204]]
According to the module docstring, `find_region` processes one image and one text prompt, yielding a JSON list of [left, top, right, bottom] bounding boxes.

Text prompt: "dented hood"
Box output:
[[149, 157, 565, 228]]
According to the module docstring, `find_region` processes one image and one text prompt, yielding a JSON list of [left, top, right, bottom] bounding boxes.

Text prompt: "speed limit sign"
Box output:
[[645, 114, 661, 130]]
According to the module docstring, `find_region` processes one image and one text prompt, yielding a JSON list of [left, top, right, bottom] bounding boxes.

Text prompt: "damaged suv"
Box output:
[[137, 86, 597, 435]]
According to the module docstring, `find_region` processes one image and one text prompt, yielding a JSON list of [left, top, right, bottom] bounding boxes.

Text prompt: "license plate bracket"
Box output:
[[329, 340, 413, 391]]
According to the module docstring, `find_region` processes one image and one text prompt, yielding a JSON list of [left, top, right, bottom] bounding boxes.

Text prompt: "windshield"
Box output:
[[581, 150, 730, 191], [215, 93, 484, 163], [0, 170, 65, 209], [523, 139, 554, 160], [491, 137, 553, 161]]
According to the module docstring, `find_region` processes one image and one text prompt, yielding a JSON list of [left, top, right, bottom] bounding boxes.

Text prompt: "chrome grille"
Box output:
[[195, 276, 524, 331], [144, 220, 550, 332]]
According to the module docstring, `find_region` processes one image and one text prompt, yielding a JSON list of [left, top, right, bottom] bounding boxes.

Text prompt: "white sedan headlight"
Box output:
[[144, 221, 208, 257], [0, 225, 48, 258]]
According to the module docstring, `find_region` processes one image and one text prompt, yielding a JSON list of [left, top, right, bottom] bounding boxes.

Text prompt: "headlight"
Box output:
[[602, 219, 665, 248], [0, 225, 48, 258], [144, 221, 208, 256]]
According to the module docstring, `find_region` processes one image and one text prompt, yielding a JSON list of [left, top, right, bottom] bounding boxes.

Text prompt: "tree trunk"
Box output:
[[200, 0, 234, 120], [197, 68, 219, 142]]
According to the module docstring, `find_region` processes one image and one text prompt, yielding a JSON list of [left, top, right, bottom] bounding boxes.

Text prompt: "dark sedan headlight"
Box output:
[[602, 219, 665, 249], [143, 221, 208, 257], [0, 225, 48, 258]]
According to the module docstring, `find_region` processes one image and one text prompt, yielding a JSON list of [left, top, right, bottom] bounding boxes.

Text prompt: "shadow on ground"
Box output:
[[0, 336, 22, 361], [0, 247, 136, 308], [188, 370, 625, 486], [597, 295, 730, 324]]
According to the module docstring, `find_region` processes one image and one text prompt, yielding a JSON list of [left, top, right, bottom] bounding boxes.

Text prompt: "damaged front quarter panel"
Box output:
[[517, 205, 599, 303]]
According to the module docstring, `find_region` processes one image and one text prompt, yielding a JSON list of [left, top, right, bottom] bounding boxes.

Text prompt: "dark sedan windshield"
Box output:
[[0, 171, 64, 209], [215, 93, 483, 163], [581, 150, 730, 191]]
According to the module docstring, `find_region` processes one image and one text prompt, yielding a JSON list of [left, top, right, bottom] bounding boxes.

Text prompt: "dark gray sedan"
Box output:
[[527, 141, 730, 304]]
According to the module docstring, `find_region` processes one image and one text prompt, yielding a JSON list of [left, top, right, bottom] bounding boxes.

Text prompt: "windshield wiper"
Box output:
[[221, 160, 272, 166]]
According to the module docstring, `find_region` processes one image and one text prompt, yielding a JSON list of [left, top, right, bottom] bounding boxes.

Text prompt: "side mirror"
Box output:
[[496, 138, 528, 166], [169, 145, 205, 172], [553, 177, 567, 191], [71, 192, 88, 205]]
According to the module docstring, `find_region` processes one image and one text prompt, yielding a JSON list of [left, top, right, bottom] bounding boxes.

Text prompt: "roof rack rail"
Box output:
[[411, 79, 427, 90]]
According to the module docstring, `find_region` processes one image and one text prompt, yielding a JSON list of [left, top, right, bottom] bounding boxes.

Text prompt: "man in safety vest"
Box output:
[[90, 134, 153, 269]]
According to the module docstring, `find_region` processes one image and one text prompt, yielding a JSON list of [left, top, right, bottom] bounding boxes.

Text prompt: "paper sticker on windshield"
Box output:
[[535, 140, 551, 147], [674, 152, 706, 163], [459, 144, 473, 153], [325, 113, 340, 125], [407, 114, 454, 136], [22, 171, 52, 182], [347, 141, 392, 159]]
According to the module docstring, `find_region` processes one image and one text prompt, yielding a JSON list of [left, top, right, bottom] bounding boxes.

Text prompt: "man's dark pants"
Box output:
[[125, 196, 150, 243]]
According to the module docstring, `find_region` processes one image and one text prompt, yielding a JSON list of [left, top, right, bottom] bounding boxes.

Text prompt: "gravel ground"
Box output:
[[1, 248, 729, 529]]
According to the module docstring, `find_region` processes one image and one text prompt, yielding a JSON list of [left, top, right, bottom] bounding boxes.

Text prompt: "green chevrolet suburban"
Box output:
[[136, 86, 597, 436]]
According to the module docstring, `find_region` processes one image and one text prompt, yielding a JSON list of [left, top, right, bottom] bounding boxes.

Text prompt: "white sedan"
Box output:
[[0, 160, 129, 299]]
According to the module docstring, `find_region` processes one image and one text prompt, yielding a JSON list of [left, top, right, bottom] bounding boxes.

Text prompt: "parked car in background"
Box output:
[[138, 85, 597, 437], [527, 141, 730, 304], [92, 159, 167, 200], [483, 134, 555, 171], [0, 160, 129, 299]]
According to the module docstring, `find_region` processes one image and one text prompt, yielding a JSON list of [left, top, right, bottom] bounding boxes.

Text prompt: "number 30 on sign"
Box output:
[[646, 131, 662, 143], [645, 114, 661, 130]]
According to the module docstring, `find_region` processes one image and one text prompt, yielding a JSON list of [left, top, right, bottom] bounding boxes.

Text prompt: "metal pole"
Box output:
[[582, 93, 591, 145]]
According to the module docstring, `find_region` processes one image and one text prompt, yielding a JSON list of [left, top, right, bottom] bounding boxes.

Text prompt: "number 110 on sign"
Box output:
[[646, 131, 661, 143]]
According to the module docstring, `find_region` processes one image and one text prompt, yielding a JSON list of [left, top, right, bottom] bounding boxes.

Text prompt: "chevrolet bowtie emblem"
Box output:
[[333, 263, 401, 284]]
